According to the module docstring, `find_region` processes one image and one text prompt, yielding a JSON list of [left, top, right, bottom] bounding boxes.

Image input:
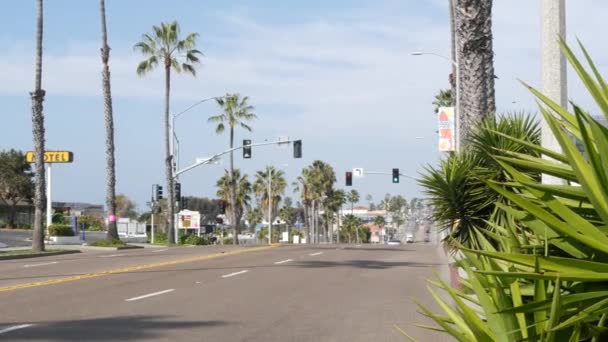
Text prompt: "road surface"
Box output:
[[0, 243, 452, 341]]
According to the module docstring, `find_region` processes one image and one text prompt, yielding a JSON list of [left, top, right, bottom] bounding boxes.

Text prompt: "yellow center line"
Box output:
[[0, 245, 278, 293]]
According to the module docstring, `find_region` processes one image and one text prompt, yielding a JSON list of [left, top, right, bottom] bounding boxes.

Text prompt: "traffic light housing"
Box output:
[[345, 171, 353, 186], [293, 140, 302, 159], [180, 196, 188, 210], [243, 139, 252, 159], [154, 184, 163, 201], [392, 168, 400, 183], [175, 182, 181, 199]]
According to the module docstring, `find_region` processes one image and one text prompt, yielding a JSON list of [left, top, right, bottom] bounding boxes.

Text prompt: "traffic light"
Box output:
[[243, 139, 252, 159], [345, 171, 353, 186], [154, 184, 163, 201], [219, 200, 226, 214], [392, 168, 400, 183], [181, 196, 188, 210], [175, 182, 181, 199], [293, 140, 302, 159]]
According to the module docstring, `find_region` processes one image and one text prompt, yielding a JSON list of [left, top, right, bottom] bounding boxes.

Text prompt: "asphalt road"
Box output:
[[0, 244, 452, 341]]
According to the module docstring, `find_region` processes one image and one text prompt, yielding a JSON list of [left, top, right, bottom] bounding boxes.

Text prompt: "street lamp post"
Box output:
[[267, 167, 273, 245], [168, 95, 227, 237], [411, 51, 460, 152]]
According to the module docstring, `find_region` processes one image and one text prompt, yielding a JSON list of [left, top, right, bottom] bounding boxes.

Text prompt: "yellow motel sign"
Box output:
[[25, 151, 74, 163]]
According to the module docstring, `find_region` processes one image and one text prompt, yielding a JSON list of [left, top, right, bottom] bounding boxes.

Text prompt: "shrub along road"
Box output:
[[0, 244, 451, 341]]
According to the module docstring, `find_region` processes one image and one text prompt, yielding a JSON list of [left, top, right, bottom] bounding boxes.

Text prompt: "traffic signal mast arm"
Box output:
[[174, 138, 302, 178], [363, 171, 417, 180]]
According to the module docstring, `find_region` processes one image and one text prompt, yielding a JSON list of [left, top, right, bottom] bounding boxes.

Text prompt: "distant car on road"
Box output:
[[405, 233, 414, 243], [387, 240, 401, 245]]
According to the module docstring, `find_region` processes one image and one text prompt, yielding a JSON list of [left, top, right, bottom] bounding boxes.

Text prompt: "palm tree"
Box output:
[[134, 21, 202, 244], [100, 0, 118, 241], [346, 189, 360, 214], [454, 0, 496, 148], [292, 169, 313, 239], [30, 0, 46, 252], [209, 94, 257, 244], [253, 166, 287, 239], [433, 89, 453, 114], [216, 169, 251, 239], [324, 189, 345, 244]]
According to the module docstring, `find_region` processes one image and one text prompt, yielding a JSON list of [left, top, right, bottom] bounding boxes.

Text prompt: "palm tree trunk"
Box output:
[[100, 0, 118, 241], [164, 62, 175, 244], [455, 0, 495, 149], [229, 127, 239, 245], [31, 0, 46, 252]]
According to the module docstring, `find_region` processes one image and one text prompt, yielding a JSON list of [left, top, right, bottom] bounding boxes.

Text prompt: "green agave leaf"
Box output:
[[436, 277, 495, 341], [560, 38, 608, 116], [499, 291, 608, 314], [577, 38, 608, 94], [489, 130, 569, 163], [494, 155, 577, 182], [521, 79, 580, 134], [466, 250, 608, 274], [498, 160, 608, 244], [551, 297, 608, 331], [546, 112, 608, 225], [488, 182, 608, 254], [427, 286, 477, 341], [545, 277, 561, 342], [414, 300, 471, 342]]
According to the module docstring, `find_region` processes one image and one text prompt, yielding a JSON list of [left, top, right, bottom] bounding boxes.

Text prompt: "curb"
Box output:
[[0, 250, 81, 261], [81, 245, 144, 251]]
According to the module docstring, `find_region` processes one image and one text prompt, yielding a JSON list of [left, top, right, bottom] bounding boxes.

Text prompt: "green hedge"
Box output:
[[48, 224, 75, 237], [88, 239, 127, 247], [179, 234, 210, 245]]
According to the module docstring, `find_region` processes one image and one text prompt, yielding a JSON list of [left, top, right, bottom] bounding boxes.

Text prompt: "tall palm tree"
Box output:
[[30, 0, 46, 252], [134, 21, 202, 243], [99, 0, 118, 241], [292, 169, 313, 239], [307, 161, 336, 243], [209, 94, 257, 244], [347, 189, 360, 214], [324, 189, 345, 244], [253, 166, 287, 235], [216, 169, 251, 238], [454, 0, 496, 148]]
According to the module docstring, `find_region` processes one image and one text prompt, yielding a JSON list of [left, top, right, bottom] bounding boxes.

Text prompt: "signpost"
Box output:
[[25, 151, 74, 229]]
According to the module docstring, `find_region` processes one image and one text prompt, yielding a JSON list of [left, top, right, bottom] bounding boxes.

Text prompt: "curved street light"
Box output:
[[411, 51, 460, 152]]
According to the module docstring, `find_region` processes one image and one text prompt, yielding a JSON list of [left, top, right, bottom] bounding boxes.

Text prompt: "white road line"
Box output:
[[125, 289, 175, 302], [99, 254, 123, 258], [152, 249, 168, 253], [309, 252, 323, 256], [274, 259, 293, 264], [221, 270, 249, 278], [23, 261, 58, 268], [0, 324, 34, 335]]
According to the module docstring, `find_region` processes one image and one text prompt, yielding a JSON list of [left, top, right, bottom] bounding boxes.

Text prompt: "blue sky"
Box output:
[[1, 0, 607, 212]]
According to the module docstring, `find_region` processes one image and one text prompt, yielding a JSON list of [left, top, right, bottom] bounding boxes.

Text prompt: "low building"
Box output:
[[52, 202, 105, 217]]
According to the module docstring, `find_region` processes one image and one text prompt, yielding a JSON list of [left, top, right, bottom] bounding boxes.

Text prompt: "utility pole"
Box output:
[[541, 0, 567, 185]]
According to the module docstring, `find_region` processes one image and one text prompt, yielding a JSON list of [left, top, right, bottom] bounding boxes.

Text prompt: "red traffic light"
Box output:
[[345, 172, 353, 186]]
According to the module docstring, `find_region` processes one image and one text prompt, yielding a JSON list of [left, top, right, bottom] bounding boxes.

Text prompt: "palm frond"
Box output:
[[182, 63, 196, 76], [136, 56, 158, 76]]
